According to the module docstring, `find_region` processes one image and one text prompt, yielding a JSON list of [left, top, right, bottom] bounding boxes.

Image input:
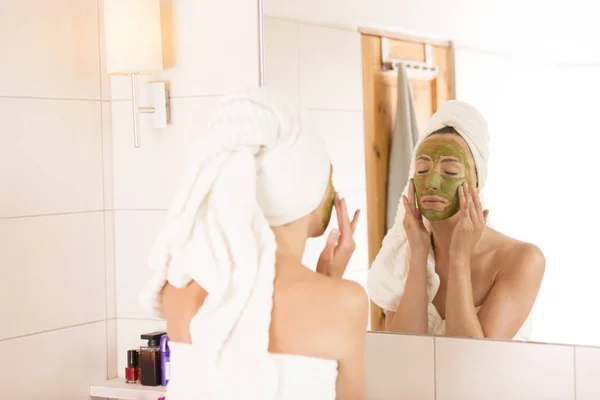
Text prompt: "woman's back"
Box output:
[[161, 260, 368, 399]]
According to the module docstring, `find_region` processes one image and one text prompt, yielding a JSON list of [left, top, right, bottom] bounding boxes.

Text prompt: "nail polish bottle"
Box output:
[[140, 331, 166, 386], [125, 349, 139, 384]]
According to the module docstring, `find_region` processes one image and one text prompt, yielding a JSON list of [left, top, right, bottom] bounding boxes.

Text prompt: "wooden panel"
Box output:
[[361, 33, 454, 331], [358, 26, 452, 47], [387, 40, 425, 62], [361, 35, 387, 331]]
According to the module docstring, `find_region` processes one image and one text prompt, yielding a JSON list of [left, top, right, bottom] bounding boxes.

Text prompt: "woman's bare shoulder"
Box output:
[[299, 269, 369, 327], [314, 275, 369, 355], [486, 227, 546, 276], [271, 264, 368, 359]]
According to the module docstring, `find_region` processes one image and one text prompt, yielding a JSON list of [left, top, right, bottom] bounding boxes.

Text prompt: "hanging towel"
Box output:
[[386, 64, 420, 231], [138, 86, 332, 399]]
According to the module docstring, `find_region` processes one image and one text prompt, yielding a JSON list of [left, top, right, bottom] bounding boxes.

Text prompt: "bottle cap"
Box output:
[[141, 331, 167, 347], [127, 349, 139, 367]]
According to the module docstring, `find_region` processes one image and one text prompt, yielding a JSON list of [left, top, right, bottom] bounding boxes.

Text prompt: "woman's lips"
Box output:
[[420, 196, 448, 209]]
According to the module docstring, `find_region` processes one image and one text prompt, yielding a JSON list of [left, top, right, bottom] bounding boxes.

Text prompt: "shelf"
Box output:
[[90, 378, 166, 400]]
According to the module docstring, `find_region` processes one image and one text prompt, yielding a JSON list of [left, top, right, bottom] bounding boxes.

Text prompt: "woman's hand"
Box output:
[[317, 194, 360, 278], [402, 179, 431, 255], [449, 183, 489, 260]]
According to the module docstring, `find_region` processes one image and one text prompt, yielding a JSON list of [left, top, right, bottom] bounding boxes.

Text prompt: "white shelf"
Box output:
[[90, 378, 166, 399]]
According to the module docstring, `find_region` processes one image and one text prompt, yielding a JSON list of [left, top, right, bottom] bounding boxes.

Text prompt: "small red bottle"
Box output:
[[125, 349, 139, 384]]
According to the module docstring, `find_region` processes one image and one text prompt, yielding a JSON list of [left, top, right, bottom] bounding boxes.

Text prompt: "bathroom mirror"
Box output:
[[261, 0, 600, 347]]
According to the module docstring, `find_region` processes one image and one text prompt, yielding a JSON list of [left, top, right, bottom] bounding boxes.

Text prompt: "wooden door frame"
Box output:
[[359, 28, 456, 331]]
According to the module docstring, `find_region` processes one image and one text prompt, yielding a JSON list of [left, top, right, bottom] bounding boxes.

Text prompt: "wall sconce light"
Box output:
[[103, 0, 170, 148]]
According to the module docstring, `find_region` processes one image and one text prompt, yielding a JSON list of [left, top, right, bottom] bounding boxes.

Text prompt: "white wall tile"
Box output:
[[0, 321, 107, 399], [575, 346, 600, 400], [302, 190, 368, 273], [107, 318, 118, 379], [115, 210, 167, 319], [111, 96, 219, 209], [264, 0, 358, 29], [98, 0, 111, 101], [298, 24, 362, 111], [0, 0, 101, 100], [435, 337, 575, 400], [109, 0, 259, 100], [302, 110, 366, 192], [364, 333, 435, 400], [102, 101, 114, 209], [0, 98, 104, 218], [264, 18, 300, 105], [357, 0, 600, 65], [105, 211, 116, 319], [116, 318, 167, 377], [0, 212, 106, 340], [453, 48, 600, 347]]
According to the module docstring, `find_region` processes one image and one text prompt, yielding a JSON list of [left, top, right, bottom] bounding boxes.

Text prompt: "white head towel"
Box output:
[[139, 87, 331, 399], [367, 100, 490, 315]]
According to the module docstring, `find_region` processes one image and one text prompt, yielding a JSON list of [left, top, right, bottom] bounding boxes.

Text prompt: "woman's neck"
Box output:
[[429, 218, 458, 261], [271, 220, 310, 264]]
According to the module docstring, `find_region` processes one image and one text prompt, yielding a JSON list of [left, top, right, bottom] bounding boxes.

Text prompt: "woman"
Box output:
[[368, 100, 545, 339], [139, 87, 368, 399]]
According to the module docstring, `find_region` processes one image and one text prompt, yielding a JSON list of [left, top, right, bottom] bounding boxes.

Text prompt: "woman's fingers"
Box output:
[[458, 184, 467, 214], [408, 179, 418, 213], [350, 209, 360, 234], [338, 198, 351, 233], [402, 195, 416, 219], [337, 198, 355, 253], [464, 183, 477, 221], [472, 186, 484, 224], [334, 193, 344, 229]]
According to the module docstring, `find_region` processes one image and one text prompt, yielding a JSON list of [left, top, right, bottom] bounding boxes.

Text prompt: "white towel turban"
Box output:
[[368, 100, 490, 313], [139, 87, 331, 399]]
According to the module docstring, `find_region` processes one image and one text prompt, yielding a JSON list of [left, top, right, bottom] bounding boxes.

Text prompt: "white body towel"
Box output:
[[139, 87, 333, 399]]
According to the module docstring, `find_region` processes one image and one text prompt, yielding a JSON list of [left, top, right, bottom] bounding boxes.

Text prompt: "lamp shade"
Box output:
[[103, 0, 163, 75]]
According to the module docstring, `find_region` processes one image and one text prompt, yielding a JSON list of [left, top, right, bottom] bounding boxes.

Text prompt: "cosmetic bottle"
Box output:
[[160, 334, 170, 386], [136, 350, 141, 380], [140, 331, 166, 386], [125, 349, 139, 384]]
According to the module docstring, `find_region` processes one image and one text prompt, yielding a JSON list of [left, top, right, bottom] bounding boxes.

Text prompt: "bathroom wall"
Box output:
[[0, 0, 113, 398], [263, 18, 371, 302], [364, 331, 600, 400], [263, 1, 600, 345], [453, 55, 600, 345], [108, 0, 260, 375]]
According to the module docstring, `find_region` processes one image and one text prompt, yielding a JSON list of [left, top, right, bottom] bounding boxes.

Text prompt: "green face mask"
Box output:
[[412, 136, 474, 221], [321, 179, 335, 230]]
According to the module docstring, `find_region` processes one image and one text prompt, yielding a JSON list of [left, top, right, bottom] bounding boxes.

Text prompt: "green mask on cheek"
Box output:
[[321, 180, 335, 230], [412, 137, 473, 221]]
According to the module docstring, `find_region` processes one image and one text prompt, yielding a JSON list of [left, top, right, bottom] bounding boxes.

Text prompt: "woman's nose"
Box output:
[[425, 174, 442, 191]]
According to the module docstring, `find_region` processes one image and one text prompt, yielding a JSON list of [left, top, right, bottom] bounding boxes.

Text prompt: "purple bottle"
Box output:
[[160, 334, 170, 386]]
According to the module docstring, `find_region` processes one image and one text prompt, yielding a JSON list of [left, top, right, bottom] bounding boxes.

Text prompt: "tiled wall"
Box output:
[[365, 332, 600, 400], [264, 0, 600, 65], [263, 17, 371, 301], [108, 0, 260, 375], [0, 0, 112, 398]]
